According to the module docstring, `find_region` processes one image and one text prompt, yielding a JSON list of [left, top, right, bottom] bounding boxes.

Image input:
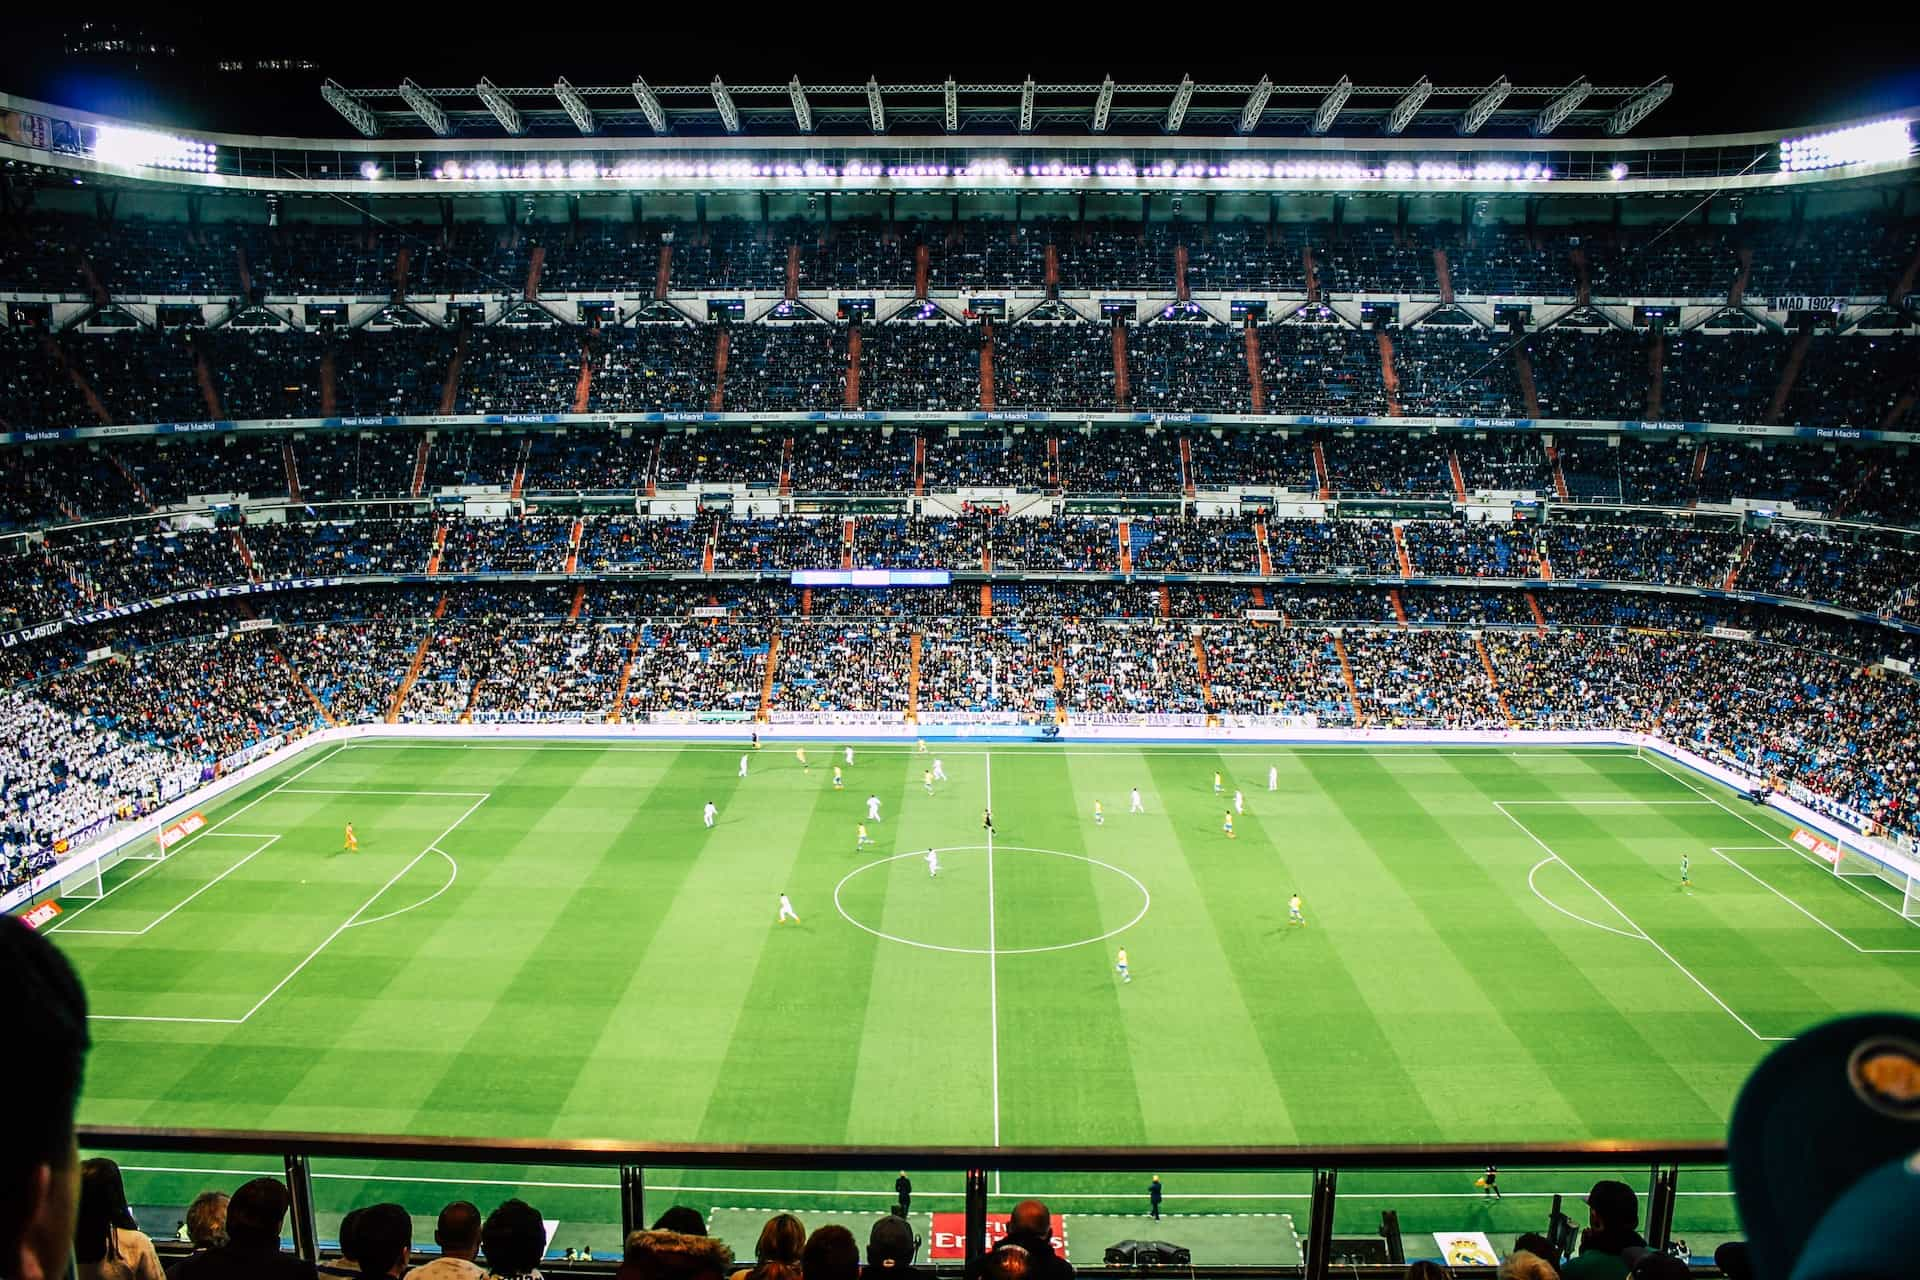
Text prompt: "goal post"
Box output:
[[1805, 826, 1920, 920]]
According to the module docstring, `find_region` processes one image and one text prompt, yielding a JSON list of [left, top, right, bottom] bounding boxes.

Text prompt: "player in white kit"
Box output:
[[1130, 788, 1145, 813], [932, 759, 947, 781], [703, 801, 718, 828], [738, 754, 749, 778], [778, 894, 800, 924], [1268, 765, 1278, 792], [926, 849, 940, 877], [866, 794, 882, 822]]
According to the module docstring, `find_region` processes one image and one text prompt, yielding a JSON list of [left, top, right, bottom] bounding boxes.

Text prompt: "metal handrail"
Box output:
[[80, 1125, 1725, 1171]]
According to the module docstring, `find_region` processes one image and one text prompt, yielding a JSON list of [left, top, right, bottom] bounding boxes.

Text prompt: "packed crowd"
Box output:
[[5, 208, 1915, 302], [4, 564, 1919, 889]]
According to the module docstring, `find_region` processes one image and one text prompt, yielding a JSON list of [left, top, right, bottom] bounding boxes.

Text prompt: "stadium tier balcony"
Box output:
[[858, 324, 981, 411], [333, 328, 456, 417], [992, 324, 1116, 410], [587, 325, 714, 413], [712, 516, 844, 570], [1388, 327, 1526, 417], [720, 325, 847, 411], [1258, 323, 1386, 415], [1321, 432, 1452, 497], [1186, 428, 1318, 491], [1058, 427, 1181, 494], [1451, 435, 1553, 493], [789, 427, 915, 493], [293, 432, 419, 502], [655, 429, 781, 487], [1127, 323, 1252, 412], [1315, 223, 1435, 294], [454, 326, 584, 414]]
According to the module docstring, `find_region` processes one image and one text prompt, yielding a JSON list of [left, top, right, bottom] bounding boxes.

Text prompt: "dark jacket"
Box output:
[[996, 1232, 1073, 1280], [1558, 1227, 1651, 1280], [168, 1243, 319, 1280]]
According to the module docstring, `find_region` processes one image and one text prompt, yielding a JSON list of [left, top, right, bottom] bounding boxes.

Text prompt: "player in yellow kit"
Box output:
[[796, 747, 809, 772], [833, 765, 845, 790], [1223, 811, 1235, 839], [857, 823, 874, 849], [1288, 893, 1306, 927], [343, 822, 358, 853]]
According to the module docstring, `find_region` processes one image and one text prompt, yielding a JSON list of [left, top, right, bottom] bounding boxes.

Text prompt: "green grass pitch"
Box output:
[[48, 739, 1920, 1259]]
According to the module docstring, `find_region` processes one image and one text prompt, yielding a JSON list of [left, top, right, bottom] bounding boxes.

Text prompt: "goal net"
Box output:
[[49, 810, 196, 903], [1800, 827, 1920, 920]]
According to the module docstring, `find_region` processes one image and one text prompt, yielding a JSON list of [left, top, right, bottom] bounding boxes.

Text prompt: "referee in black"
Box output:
[[1148, 1176, 1163, 1221], [896, 1172, 912, 1214]]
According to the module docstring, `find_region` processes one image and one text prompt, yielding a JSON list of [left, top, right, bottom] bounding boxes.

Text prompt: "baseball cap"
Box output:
[[1785, 1151, 1920, 1280], [1728, 1012, 1920, 1280], [1583, 1180, 1638, 1229], [868, 1214, 915, 1266]]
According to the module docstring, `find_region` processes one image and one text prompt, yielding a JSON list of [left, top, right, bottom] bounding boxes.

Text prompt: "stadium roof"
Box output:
[[4, 24, 1918, 143]]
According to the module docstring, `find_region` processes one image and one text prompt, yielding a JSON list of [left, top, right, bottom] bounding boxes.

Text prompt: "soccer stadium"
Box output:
[[2, 29, 1919, 1280]]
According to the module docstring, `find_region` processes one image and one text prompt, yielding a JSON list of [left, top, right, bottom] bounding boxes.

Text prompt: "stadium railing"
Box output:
[[77, 1124, 1735, 1277]]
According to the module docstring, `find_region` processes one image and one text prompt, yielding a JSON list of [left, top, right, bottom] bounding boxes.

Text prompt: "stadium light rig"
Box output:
[[1605, 80, 1672, 136], [322, 79, 380, 137], [1458, 76, 1511, 135], [709, 77, 740, 134], [631, 77, 669, 133], [1239, 76, 1273, 134], [90, 124, 217, 172], [1312, 77, 1353, 135], [427, 154, 1563, 186], [787, 77, 813, 134], [1779, 118, 1915, 172], [1092, 75, 1115, 134], [866, 77, 885, 133], [555, 77, 596, 135], [1165, 75, 1195, 133], [476, 78, 524, 136], [399, 78, 452, 137], [1386, 77, 1434, 135], [1532, 78, 1593, 136]]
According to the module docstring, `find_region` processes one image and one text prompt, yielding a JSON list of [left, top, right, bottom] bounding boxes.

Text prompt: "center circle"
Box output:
[[833, 844, 1151, 955]]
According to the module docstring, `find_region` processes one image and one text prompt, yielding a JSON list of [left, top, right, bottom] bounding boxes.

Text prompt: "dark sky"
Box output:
[[4, 21, 1918, 139]]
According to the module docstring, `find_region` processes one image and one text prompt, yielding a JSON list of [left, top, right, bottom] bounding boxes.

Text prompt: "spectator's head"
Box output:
[[73, 1158, 137, 1265], [225, 1177, 292, 1251], [866, 1215, 917, 1271], [1498, 1250, 1558, 1280], [651, 1205, 707, 1236], [1583, 1179, 1638, 1233], [481, 1199, 548, 1278], [753, 1212, 805, 1265], [351, 1203, 412, 1278], [186, 1191, 228, 1249], [615, 1228, 734, 1280], [1405, 1264, 1452, 1280], [746, 1262, 801, 1280], [1712, 1241, 1753, 1280], [1005, 1200, 1051, 1241], [980, 1245, 1030, 1280], [338, 1207, 364, 1268], [800, 1224, 860, 1280], [433, 1200, 482, 1260], [0, 915, 89, 1280], [1510, 1233, 1558, 1269], [1627, 1254, 1688, 1280]]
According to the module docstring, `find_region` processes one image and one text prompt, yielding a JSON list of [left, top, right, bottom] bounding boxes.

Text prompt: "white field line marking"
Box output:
[[1643, 755, 1920, 931], [54, 837, 281, 937], [1494, 802, 1789, 1042], [987, 807, 1005, 1174], [111, 1166, 1740, 1203], [1492, 800, 1717, 806], [342, 742, 1630, 758], [86, 796, 488, 1026], [276, 788, 491, 797], [1711, 847, 1920, 956], [48, 744, 351, 930], [231, 795, 490, 1024], [1526, 858, 1641, 939], [346, 848, 460, 929]]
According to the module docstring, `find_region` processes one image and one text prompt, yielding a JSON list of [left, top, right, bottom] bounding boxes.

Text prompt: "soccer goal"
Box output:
[[52, 816, 176, 903], [1829, 831, 1920, 920]]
